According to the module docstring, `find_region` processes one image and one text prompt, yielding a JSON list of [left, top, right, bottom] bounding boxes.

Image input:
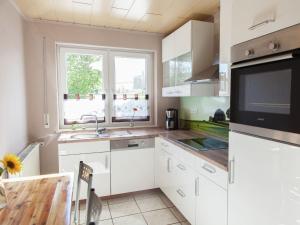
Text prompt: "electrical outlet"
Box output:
[[190, 108, 198, 114], [44, 113, 50, 128]]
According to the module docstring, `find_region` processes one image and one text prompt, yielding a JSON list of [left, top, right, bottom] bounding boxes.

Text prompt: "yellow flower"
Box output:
[[1, 154, 22, 175]]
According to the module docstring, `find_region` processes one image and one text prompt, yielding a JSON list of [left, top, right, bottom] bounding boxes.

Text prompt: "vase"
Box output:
[[0, 173, 8, 209]]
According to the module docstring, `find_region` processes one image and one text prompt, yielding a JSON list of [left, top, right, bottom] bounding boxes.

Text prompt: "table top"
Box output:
[[0, 173, 73, 225]]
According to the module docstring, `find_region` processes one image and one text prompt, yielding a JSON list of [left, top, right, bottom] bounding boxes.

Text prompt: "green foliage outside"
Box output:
[[66, 54, 102, 98]]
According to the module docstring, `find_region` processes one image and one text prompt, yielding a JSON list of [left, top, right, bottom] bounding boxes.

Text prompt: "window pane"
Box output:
[[114, 57, 146, 94], [112, 56, 150, 122], [63, 52, 105, 124]]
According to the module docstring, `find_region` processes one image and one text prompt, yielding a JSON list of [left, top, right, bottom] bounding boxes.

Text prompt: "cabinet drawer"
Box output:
[[173, 159, 197, 225], [195, 159, 228, 190], [58, 141, 110, 155]]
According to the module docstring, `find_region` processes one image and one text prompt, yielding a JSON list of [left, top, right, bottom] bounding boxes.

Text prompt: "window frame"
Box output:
[[108, 50, 154, 127], [57, 44, 154, 130]]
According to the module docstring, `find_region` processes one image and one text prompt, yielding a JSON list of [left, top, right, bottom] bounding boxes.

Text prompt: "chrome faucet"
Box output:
[[80, 114, 99, 133]]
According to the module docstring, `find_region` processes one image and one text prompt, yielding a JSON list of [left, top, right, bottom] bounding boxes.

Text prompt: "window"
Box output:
[[58, 46, 153, 129]]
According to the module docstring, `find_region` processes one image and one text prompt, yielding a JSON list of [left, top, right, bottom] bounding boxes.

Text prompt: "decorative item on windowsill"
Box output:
[[0, 154, 22, 209], [130, 107, 138, 127]]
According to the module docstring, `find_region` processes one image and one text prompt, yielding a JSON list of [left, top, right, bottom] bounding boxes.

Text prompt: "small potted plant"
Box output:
[[0, 154, 22, 209]]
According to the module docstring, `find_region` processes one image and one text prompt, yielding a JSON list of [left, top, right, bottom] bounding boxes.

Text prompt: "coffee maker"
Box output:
[[165, 108, 178, 130]]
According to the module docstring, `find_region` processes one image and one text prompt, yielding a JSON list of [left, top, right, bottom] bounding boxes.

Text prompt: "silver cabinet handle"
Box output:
[[176, 189, 186, 198], [105, 155, 109, 170], [229, 158, 235, 184], [195, 177, 200, 196], [167, 158, 171, 172], [202, 163, 216, 174], [249, 18, 275, 30], [176, 164, 186, 171]]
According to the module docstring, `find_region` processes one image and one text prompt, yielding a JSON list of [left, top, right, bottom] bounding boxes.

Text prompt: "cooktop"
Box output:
[[177, 137, 228, 151]]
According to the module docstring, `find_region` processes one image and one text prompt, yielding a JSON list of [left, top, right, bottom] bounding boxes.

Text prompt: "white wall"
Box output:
[[24, 21, 179, 174], [0, 0, 28, 158]]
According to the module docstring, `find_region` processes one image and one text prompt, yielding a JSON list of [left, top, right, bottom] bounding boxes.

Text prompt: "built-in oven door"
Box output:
[[230, 52, 300, 134]]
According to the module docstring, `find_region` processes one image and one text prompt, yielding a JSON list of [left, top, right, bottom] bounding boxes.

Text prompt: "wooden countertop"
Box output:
[[58, 128, 228, 171], [58, 127, 171, 143], [0, 173, 73, 225]]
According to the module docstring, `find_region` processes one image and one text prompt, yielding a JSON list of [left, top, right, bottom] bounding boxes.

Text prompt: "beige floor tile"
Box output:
[[109, 201, 140, 218], [136, 196, 167, 212], [170, 207, 186, 222], [100, 205, 112, 221], [143, 208, 179, 225], [134, 190, 160, 200], [97, 219, 114, 225], [108, 194, 135, 205], [159, 193, 174, 208], [113, 214, 147, 225]]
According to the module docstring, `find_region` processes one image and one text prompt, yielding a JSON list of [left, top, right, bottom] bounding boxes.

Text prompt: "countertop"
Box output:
[[58, 128, 228, 171], [0, 173, 73, 225]]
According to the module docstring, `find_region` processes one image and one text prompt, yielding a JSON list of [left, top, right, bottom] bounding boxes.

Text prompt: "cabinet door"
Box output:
[[111, 148, 155, 195], [174, 160, 197, 225], [232, 0, 300, 45], [156, 149, 177, 203], [173, 21, 191, 58], [162, 34, 175, 62], [59, 152, 110, 200], [229, 132, 300, 225], [196, 175, 227, 225]]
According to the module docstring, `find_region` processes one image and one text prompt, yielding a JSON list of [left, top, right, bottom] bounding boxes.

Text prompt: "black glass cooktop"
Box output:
[[177, 137, 228, 151]]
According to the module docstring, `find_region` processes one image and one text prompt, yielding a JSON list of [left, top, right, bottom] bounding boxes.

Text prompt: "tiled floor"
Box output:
[[72, 189, 191, 225]]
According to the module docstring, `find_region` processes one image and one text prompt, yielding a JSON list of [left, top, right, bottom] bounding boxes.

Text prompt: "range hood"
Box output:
[[185, 55, 219, 83]]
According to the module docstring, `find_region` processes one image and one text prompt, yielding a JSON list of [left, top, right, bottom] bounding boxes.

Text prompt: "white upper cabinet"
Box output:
[[231, 0, 300, 45], [162, 20, 215, 97], [162, 21, 193, 63]]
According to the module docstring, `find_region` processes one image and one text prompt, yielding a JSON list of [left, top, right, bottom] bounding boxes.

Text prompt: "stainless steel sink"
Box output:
[[70, 133, 100, 139], [110, 130, 133, 137]]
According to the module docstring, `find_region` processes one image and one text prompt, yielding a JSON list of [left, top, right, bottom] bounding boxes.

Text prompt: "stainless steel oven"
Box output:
[[230, 24, 300, 145]]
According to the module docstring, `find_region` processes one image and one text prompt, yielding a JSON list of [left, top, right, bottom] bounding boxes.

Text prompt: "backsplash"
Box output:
[[179, 97, 230, 139]]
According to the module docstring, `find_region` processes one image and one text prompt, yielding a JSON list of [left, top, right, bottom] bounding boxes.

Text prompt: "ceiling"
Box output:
[[13, 0, 219, 34]]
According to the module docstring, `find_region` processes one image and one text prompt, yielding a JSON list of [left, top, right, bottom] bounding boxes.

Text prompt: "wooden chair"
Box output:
[[86, 188, 103, 225], [74, 161, 93, 225]]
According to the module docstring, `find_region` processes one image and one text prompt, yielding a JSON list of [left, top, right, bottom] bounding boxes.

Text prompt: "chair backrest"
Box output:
[[74, 161, 93, 225], [86, 188, 103, 225], [79, 161, 93, 183]]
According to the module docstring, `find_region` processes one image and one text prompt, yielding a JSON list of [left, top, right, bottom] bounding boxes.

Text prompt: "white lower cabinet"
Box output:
[[155, 137, 228, 225], [58, 141, 111, 200], [111, 148, 155, 195], [155, 146, 177, 204], [59, 152, 110, 200], [173, 159, 197, 225], [196, 174, 227, 225]]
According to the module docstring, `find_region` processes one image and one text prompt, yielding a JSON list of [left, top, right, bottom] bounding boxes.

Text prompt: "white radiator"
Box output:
[[18, 143, 41, 177]]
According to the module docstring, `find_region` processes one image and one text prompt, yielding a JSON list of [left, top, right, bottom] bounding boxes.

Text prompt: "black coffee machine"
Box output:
[[165, 108, 178, 130]]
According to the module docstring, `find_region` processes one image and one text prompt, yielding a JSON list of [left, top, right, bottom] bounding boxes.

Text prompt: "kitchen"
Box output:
[[0, 0, 300, 225]]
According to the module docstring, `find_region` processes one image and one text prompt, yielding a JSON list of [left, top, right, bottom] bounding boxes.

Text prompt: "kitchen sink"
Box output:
[[70, 133, 101, 139], [110, 130, 133, 137]]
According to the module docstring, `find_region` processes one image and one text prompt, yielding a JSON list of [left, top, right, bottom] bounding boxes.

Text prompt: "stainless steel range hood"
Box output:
[[185, 55, 219, 83], [185, 65, 219, 83]]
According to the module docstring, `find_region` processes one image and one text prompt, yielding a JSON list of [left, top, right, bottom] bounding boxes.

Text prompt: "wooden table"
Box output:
[[0, 173, 73, 225]]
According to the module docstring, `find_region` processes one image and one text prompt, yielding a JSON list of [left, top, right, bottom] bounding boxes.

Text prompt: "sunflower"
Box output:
[[1, 154, 22, 175]]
